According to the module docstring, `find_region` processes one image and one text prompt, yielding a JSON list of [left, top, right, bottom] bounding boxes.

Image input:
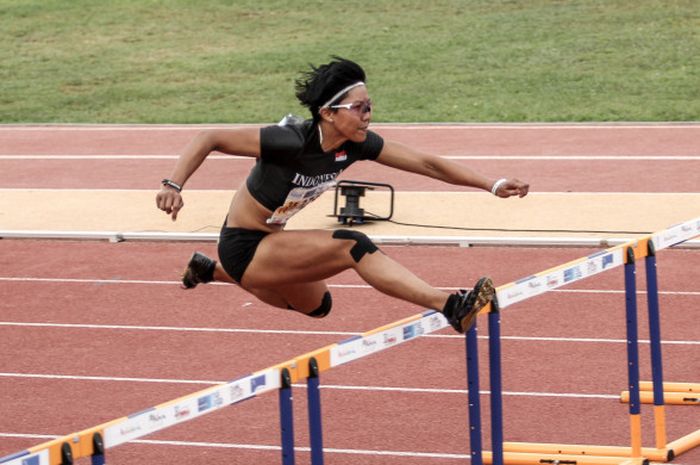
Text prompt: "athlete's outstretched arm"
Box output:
[[156, 128, 261, 220], [375, 140, 529, 198]]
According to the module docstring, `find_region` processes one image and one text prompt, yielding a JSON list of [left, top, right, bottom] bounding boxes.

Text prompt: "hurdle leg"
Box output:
[[488, 300, 504, 465], [90, 432, 105, 465], [624, 248, 643, 460], [466, 321, 484, 465], [307, 357, 325, 465], [60, 442, 73, 465], [644, 241, 670, 455], [279, 368, 296, 465]]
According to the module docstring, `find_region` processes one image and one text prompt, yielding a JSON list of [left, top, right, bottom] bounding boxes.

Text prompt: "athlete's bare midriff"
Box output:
[[226, 182, 284, 233]]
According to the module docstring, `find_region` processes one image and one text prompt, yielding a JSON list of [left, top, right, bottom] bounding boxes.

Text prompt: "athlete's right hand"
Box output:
[[156, 187, 184, 221]]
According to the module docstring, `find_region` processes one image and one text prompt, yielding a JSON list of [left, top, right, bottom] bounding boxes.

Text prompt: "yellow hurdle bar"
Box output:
[[620, 390, 700, 405], [504, 441, 672, 462]]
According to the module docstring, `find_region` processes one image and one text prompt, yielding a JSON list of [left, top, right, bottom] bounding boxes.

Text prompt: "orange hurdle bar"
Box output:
[[504, 441, 670, 462], [639, 381, 699, 393], [481, 449, 648, 465], [620, 390, 700, 405]]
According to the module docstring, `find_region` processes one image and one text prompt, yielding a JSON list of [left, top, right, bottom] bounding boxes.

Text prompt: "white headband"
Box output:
[[320, 81, 365, 110]]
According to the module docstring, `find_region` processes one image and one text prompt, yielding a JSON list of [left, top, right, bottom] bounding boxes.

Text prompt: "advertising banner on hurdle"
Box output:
[[104, 367, 280, 448], [0, 449, 49, 465], [496, 249, 624, 308], [652, 217, 700, 251], [330, 310, 448, 367]]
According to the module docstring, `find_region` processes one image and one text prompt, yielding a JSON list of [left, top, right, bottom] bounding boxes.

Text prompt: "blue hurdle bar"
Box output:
[[488, 300, 504, 465], [465, 321, 483, 465]]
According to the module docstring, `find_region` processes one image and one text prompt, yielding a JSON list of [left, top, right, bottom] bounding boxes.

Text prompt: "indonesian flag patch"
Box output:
[[335, 150, 348, 162]]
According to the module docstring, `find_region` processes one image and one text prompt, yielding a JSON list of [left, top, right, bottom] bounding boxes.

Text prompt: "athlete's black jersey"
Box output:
[[247, 119, 384, 224]]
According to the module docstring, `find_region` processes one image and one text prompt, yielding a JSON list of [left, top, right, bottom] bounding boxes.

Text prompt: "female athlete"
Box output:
[[155, 57, 529, 333]]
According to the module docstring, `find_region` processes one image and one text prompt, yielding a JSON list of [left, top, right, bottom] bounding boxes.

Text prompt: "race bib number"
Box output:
[[267, 180, 336, 225]]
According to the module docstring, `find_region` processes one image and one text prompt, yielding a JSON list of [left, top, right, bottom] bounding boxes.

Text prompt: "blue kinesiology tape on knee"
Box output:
[[332, 229, 378, 263]]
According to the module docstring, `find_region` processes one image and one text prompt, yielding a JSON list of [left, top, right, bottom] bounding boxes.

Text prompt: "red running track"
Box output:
[[0, 241, 698, 465], [0, 124, 698, 464]]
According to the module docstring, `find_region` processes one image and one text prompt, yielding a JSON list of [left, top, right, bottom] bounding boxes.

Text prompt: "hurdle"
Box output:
[[0, 310, 454, 465], [1, 216, 698, 465], [258, 217, 699, 465], [472, 217, 700, 465]]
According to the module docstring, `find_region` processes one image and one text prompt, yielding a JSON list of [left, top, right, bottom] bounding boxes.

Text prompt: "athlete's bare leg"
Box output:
[[241, 229, 449, 311]]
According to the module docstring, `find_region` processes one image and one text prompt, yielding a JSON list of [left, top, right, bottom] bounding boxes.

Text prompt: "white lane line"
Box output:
[[1, 123, 698, 130], [497, 335, 695, 345], [2, 276, 699, 297], [0, 155, 184, 159], [0, 321, 356, 337], [0, 432, 475, 460], [0, 372, 219, 385], [2, 189, 699, 197], [0, 373, 619, 399], [1, 154, 699, 160], [315, 383, 619, 399], [0, 321, 697, 345], [375, 124, 700, 130], [0, 276, 181, 286]]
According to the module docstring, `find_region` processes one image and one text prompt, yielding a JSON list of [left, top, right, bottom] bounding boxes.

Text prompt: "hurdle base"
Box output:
[[482, 449, 648, 465], [667, 429, 700, 456], [504, 441, 669, 462]]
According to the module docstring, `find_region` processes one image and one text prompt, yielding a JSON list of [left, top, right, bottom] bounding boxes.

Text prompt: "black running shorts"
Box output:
[[218, 226, 269, 283]]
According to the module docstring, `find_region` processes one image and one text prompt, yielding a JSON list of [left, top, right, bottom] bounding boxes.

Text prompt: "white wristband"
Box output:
[[491, 178, 507, 195]]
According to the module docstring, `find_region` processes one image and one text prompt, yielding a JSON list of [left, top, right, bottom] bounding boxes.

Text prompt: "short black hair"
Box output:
[[295, 56, 366, 121]]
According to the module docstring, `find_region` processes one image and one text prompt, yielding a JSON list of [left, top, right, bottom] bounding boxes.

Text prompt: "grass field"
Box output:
[[1, 0, 698, 123]]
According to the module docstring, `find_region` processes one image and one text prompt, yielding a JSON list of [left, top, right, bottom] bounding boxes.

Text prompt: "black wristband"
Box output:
[[161, 178, 182, 192]]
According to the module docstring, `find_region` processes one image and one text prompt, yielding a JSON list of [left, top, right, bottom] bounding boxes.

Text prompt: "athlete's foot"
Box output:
[[181, 252, 216, 289], [442, 277, 495, 333]]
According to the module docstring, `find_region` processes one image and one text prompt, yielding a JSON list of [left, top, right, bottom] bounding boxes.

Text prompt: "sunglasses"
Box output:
[[330, 100, 373, 114]]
